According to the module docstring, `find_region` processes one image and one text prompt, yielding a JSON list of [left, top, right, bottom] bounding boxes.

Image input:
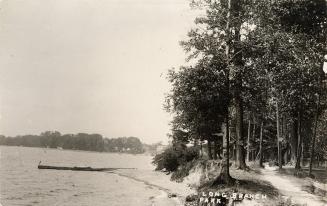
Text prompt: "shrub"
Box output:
[[152, 146, 179, 171], [152, 143, 199, 173]]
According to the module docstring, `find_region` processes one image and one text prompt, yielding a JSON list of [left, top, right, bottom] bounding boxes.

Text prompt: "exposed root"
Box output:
[[237, 165, 251, 171], [211, 172, 236, 186]]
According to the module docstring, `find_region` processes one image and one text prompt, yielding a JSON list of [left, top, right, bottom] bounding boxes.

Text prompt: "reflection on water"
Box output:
[[0, 146, 166, 206]]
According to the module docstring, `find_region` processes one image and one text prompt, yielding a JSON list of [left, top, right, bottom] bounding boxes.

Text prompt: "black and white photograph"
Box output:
[[0, 0, 326, 205]]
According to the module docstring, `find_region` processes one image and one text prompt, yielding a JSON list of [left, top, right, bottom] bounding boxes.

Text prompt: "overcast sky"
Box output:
[[0, 0, 197, 143]]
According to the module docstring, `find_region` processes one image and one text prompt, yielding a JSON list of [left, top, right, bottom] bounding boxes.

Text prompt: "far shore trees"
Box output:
[[0, 132, 145, 154]]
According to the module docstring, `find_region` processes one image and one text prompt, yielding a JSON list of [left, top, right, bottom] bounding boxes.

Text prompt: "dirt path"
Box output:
[[261, 166, 327, 206]]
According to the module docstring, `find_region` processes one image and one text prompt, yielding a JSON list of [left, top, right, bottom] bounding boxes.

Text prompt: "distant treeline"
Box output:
[[0, 131, 144, 154]]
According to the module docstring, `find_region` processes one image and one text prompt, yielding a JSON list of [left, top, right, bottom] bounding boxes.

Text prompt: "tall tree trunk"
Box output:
[[295, 111, 302, 170], [276, 102, 282, 169], [207, 139, 213, 160], [252, 116, 256, 161], [212, 0, 234, 185], [200, 140, 203, 158], [259, 121, 264, 167], [281, 116, 286, 165], [247, 119, 251, 162], [233, 0, 246, 170], [213, 138, 218, 160], [218, 145, 222, 159], [309, 90, 320, 176], [284, 118, 290, 165], [235, 97, 246, 169], [291, 118, 298, 164], [301, 141, 304, 167], [233, 143, 236, 161], [285, 150, 289, 165]]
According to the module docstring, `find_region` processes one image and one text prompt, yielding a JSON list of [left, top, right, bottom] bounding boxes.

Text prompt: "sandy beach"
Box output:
[[113, 169, 196, 206]]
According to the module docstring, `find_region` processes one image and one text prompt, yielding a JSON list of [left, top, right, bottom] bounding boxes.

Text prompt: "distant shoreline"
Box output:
[[0, 145, 152, 156], [0, 133, 146, 154]]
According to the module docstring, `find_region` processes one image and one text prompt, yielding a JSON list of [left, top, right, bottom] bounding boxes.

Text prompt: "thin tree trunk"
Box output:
[[295, 111, 302, 170], [285, 119, 290, 165], [207, 139, 213, 160], [281, 116, 284, 165], [309, 91, 320, 176], [233, 143, 236, 161], [235, 98, 246, 169], [217, 144, 222, 160], [200, 140, 203, 158], [284, 148, 288, 166], [221, 0, 231, 178], [252, 117, 256, 161], [276, 102, 282, 169], [247, 119, 251, 162], [213, 138, 218, 160], [301, 141, 304, 167], [259, 121, 264, 167], [291, 118, 298, 164]]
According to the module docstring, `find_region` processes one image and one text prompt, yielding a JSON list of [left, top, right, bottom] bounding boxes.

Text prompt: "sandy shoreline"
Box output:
[[112, 169, 196, 206]]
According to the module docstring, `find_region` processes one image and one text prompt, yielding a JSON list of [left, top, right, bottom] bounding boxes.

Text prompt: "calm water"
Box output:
[[0, 146, 171, 206]]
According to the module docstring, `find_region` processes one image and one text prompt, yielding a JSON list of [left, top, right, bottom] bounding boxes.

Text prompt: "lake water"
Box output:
[[0, 146, 182, 206]]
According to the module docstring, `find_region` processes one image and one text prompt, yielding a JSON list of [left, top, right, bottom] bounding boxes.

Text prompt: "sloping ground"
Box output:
[[183, 161, 327, 206], [261, 165, 327, 206], [110, 162, 326, 206], [184, 161, 281, 205]]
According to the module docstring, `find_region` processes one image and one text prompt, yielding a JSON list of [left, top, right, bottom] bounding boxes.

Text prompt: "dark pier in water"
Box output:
[[38, 164, 136, 172]]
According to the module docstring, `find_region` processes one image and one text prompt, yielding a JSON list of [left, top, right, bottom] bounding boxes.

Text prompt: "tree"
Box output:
[[166, 61, 228, 158], [183, 0, 246, 173], [161, 0, 326, 185], [238, 0, 326, 171]]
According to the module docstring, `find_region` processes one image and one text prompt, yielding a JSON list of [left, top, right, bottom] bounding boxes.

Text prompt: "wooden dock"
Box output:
[[38, 164, 136, 172]]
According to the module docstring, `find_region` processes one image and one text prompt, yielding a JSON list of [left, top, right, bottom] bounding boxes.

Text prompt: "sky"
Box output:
[[0, 0, 198, 144]]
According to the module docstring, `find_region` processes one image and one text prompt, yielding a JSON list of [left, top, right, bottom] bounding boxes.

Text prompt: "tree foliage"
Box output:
[[155, 0, 327, 181], [0, 132, 145, 154]]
